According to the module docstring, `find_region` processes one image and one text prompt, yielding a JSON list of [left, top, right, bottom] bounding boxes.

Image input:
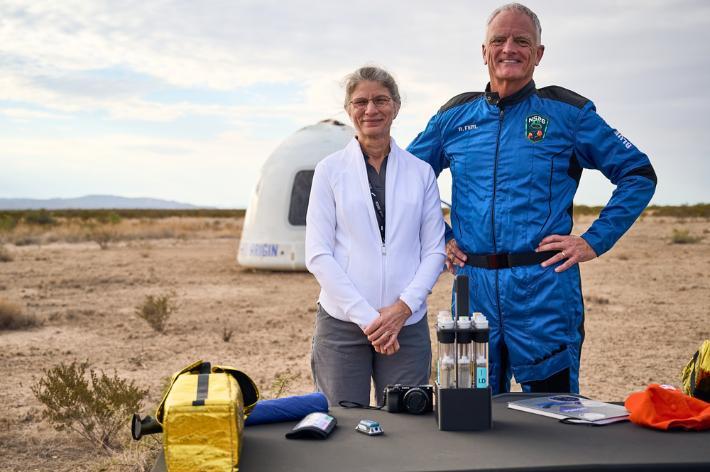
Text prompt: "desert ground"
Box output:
[[0, 213, 708, 471]]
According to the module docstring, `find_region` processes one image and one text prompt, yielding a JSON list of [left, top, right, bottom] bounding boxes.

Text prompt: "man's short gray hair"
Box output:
[[343, 66, 401, 109], [487, 3, 542, 44]]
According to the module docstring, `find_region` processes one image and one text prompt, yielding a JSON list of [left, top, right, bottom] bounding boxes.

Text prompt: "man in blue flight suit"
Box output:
[[408, 3, 656, 394]]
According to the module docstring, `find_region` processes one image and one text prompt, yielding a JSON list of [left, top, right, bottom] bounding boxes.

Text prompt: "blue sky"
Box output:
[[1, 0, 709, 207]]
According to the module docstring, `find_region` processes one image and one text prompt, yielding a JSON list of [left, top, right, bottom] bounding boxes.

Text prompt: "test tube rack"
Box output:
[[434, 275, 492, 431]]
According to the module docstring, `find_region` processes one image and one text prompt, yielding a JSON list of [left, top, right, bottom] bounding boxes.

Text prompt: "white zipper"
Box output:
[[381, 242, 386, 309]]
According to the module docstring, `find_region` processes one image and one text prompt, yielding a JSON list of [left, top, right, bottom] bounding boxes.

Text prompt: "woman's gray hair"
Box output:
[[487, 3, 542, 44], [343, 66, 401, 109]]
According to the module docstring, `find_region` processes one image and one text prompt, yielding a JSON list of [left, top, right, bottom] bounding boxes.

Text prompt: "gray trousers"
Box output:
[[311, 305, 432, 407]]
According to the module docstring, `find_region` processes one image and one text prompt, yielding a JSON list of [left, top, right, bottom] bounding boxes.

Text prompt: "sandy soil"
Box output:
[[1, 215, 708, 471]]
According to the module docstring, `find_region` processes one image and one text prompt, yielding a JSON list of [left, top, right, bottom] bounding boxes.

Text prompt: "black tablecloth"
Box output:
[[152, 393, 710, 472]]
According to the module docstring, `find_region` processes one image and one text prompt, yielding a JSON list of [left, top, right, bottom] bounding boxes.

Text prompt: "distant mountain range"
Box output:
[[0, 195, 204, 210]]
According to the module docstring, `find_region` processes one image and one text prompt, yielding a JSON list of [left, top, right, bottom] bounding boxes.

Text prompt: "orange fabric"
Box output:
[[625, 384, 710, 431]]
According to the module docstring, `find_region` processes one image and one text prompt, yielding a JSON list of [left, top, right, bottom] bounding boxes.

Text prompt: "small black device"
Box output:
[[383, 384, 434, 415]]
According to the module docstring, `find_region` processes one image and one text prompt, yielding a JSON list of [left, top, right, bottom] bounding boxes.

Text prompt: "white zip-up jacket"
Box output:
[[305, 137, 446, 329]]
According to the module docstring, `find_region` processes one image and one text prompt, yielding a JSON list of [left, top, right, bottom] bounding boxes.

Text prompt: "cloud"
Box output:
[[0, 107, 71, 121], [0, 0, 708, 205]]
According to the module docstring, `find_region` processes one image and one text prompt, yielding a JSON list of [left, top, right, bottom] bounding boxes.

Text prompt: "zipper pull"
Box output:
[[381, 243, 386, 255]]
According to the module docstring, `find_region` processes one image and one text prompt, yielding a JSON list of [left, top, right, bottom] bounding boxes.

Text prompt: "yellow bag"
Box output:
[[681, 340, 710, 403], [155, 360, 259, 472]]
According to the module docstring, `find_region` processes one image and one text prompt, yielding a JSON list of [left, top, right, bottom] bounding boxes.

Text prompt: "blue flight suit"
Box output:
[[408, 80, 656, 393]]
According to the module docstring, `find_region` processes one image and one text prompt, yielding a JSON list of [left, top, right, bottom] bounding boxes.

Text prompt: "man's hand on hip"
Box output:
[[445, 239, 467, 274], [537, 234, 597, 272]]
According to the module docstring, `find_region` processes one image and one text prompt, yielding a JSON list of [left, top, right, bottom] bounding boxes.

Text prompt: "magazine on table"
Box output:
[[507, 395, 629, 425]]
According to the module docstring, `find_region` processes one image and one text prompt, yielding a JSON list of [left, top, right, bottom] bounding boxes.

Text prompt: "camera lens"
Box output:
[[403, 388, 429, 415]]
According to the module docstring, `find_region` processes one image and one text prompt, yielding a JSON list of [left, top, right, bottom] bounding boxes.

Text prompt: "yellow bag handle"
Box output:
[[154, 360, 260, 424], [213, 364, 260, 414]]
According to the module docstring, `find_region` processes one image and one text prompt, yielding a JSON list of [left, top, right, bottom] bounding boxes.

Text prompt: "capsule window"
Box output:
[[288, 170, 315, 226]]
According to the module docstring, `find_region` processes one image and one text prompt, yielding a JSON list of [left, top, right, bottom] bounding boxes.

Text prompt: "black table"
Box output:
[[152, 393, 710, 471]]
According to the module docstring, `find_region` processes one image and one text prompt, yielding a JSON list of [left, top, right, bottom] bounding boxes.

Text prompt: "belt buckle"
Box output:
[[486, 254, 509, 269]]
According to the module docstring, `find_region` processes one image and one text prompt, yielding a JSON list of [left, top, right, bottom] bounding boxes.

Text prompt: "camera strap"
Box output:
[[362, 151, 387, 244], [338, 400, 383, 410]]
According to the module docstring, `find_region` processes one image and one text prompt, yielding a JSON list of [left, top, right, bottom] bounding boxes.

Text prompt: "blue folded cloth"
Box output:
[[245, 392, 329, 426]]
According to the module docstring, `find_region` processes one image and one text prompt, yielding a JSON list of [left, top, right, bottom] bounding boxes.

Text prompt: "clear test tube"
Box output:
[[473, 312, 490, 389], [455, 316, 473, 388], [436, 314, 456, 388]]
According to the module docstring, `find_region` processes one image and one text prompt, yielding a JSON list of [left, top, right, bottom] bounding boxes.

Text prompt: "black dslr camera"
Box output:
[[383, 384, 434, 415]]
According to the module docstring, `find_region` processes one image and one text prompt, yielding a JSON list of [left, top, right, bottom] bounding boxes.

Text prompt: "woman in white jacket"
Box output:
[[306, 66, 445, 406]]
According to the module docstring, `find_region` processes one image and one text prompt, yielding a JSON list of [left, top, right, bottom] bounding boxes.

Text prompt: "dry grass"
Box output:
[[0, 299, 41, 330], [93, 439, 162, 472], [0, 217, 242, 246], [0, 244, 13, 262]]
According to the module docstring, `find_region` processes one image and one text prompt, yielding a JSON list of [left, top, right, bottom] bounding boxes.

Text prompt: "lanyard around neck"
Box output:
[[368, 180, 385, 244], [362, 151, 387, 244]]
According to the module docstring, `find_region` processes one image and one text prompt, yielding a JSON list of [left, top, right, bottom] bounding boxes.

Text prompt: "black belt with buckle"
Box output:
[[464, 250, 559, 269]]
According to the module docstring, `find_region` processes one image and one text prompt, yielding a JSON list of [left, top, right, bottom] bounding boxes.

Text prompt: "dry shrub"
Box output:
[[647, 204, 710, 218], [585, 295, 610, 305], [222, 326, 234, 342], [270, 371, 298, 399], [14, 235, 41, 246], [24, 209, 57, 226], [96, 212, 122, 225], [0, 213, 21, 231], [671, 228, 703, 244], [0, 299, 41, 330], [135, 292, 177, 333], [91, 228, 116, 250], [31, 361, 148, 452], [137, 241, 154, 259], [0, 244, 13, 262]]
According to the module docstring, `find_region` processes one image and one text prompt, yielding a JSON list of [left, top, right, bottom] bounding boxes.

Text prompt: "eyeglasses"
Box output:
[[349, 96, 393, 110]]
